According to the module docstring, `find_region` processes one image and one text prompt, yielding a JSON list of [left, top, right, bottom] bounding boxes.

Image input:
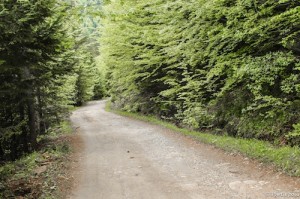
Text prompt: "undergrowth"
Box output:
[[0, 120, 73, 198]]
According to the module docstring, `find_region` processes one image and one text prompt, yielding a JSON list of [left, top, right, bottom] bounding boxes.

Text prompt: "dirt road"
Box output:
[[69, 101, 300, 199]]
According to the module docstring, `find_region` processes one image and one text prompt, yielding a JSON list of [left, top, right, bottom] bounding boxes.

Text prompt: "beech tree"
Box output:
[[100, 0, 300, 146]]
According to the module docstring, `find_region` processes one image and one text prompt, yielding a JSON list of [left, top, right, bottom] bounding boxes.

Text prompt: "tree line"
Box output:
[[100, 0, 300, 146], [0, 0, 104, 161]]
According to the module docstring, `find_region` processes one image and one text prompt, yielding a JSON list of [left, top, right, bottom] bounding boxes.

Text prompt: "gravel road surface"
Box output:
[[69, 101, 300, 199]]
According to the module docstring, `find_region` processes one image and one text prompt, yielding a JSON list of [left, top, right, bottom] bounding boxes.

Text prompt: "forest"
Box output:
[[0, 0, 104, 161], [100, 0, 300, 147], [1, 0, 300, 162]]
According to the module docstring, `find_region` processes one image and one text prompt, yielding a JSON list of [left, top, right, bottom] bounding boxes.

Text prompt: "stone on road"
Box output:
[[69, 101, 300, 199]]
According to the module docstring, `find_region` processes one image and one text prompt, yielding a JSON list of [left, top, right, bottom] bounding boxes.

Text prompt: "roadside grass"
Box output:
[[105, 101, 300, 177], [68, 105, 81, 112], [0, 120, 74, 198]]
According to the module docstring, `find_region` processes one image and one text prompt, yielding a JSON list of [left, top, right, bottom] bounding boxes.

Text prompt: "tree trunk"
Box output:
[[22, 66, 40, 150], [27, 96, 39, 149], [37, 87, 46, 134], [19, 101, 29, 153]]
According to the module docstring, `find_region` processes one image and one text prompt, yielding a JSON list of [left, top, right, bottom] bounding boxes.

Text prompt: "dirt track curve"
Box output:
[[69, 101, 300, 199]]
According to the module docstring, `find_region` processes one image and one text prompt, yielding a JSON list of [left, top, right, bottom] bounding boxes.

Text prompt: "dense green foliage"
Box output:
[[100, 0, 300, 146], [68, 0, 105, 104], [0, 0, 102, 161]]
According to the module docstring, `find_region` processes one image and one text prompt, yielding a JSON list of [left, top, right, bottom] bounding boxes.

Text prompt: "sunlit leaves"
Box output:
[[101, 0, 300, 145]]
